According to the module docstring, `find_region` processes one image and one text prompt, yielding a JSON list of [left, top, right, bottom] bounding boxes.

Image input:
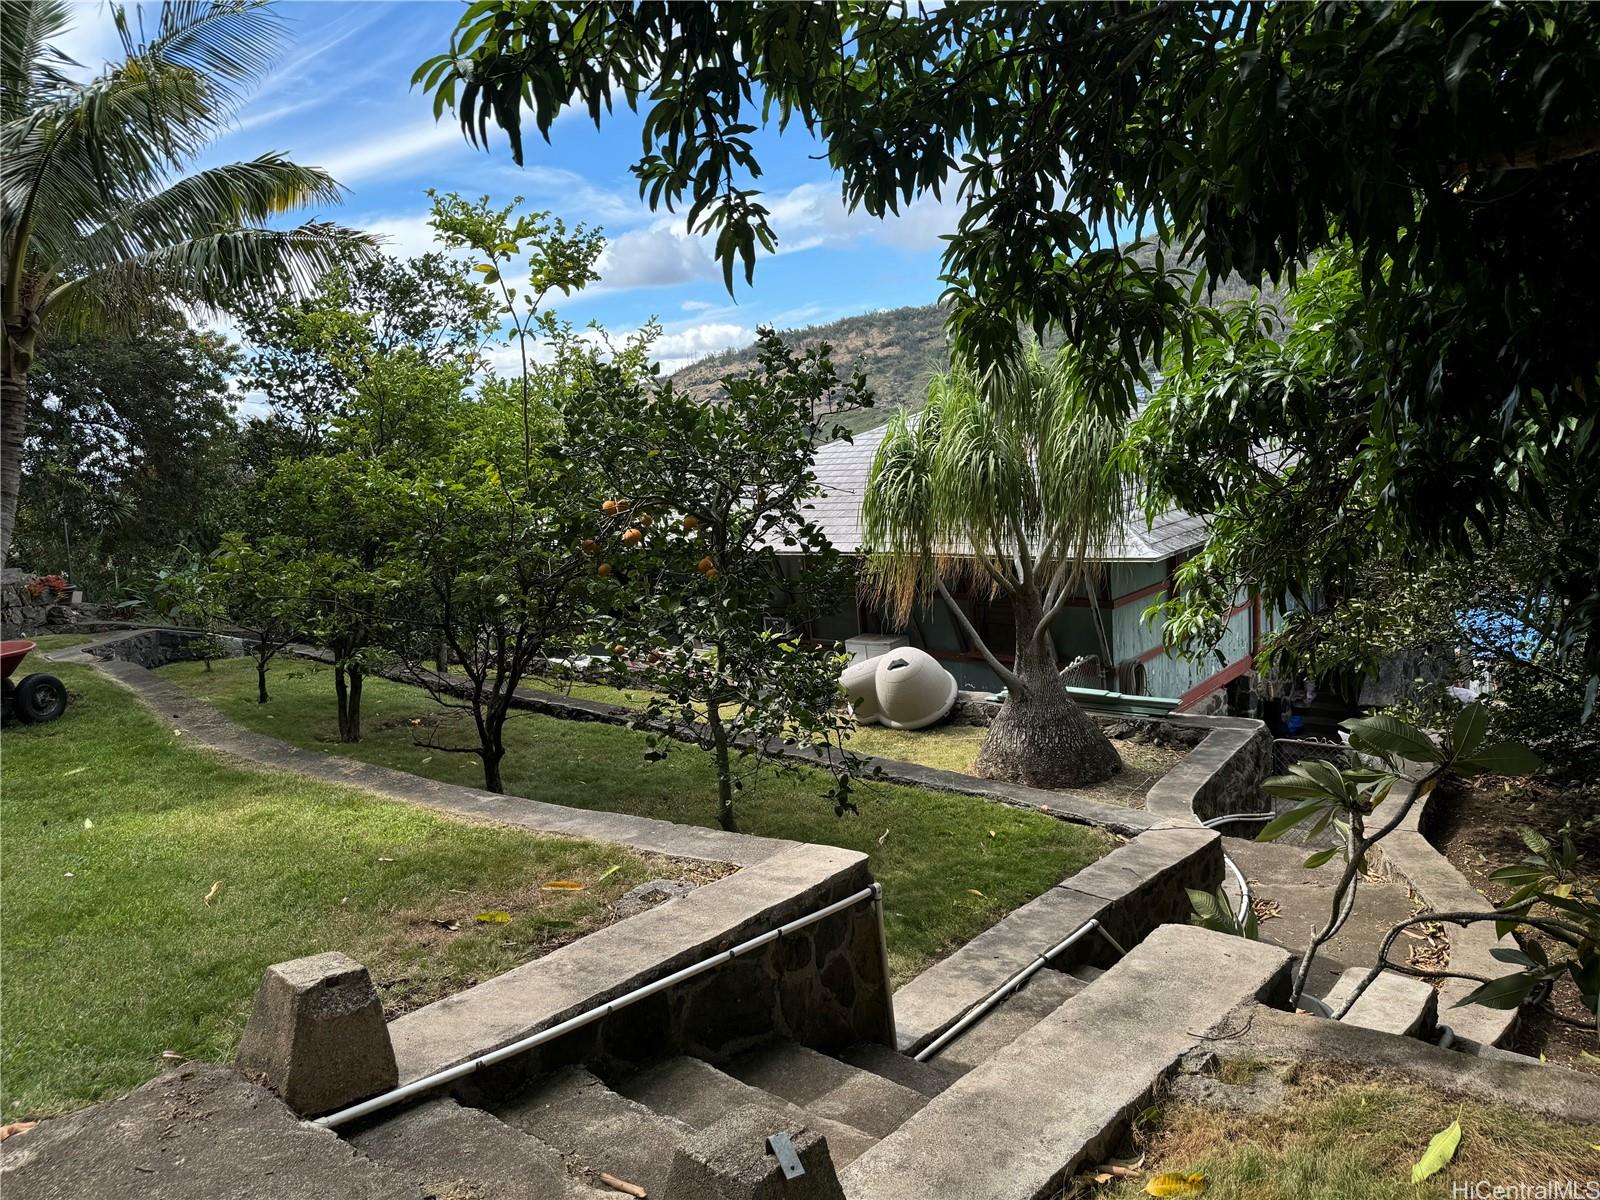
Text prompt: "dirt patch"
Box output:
[[370, 853, 735, 1016], [1428, 776, 1598, 1075]]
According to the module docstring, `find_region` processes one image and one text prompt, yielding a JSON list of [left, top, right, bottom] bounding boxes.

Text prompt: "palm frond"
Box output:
[[0, 0, 77, 121], [71, 155, 346, 274], [45, 220, 375, 336], [116, 0, 284, 111]]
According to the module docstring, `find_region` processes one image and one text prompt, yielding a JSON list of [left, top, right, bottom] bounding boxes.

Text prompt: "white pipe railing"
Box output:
[[314, 882, 883, 1131], [912, 918, 1127, 1064]]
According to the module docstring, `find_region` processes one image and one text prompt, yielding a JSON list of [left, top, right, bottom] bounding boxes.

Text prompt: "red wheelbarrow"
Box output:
[[1, 640, 68, 724]]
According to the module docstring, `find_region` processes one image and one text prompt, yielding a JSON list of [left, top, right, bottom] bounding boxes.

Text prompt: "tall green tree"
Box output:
[[569, 331, 868, 832], [13, 308, 241, 594], [418, 1, 1600, 682], [1, 0, 370, 566], [864, 344, 1125, 789]]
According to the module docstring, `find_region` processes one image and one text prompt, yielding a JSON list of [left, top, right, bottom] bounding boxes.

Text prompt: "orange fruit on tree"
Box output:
[[597, 563, 612, 576], [622, 528, 643, 545], [696, 556, 716, 575], [601, 499, 618, 514], [581, 538, 597, 554], [637, 513, 653, 527], [613, 643, 627, 656], [682, 514, 700, 530]]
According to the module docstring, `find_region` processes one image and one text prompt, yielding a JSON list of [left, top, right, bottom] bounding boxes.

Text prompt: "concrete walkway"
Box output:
[[53, 646, 791, 868]]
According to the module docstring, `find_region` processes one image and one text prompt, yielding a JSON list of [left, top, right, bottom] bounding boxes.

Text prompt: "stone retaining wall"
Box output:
[[891, 826, 1225, 1054], [389, 844, 895, 1105], [1144, 715, 1274, 823]]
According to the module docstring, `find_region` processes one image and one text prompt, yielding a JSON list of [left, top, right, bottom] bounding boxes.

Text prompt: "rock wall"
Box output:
[[1144, 715, 1274, 823]]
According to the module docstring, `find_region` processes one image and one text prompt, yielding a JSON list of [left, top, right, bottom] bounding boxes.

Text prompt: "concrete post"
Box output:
[[234, 951, 398, 1117], [663, 1105, 846, 1199]]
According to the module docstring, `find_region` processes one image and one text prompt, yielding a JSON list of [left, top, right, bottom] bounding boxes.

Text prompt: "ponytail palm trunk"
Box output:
[[864, 345, 1123, 788], [1, 0, 370, 565]]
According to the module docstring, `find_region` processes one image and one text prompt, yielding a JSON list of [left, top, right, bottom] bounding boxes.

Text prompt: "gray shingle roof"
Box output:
[[803, 423, 1208, 562]]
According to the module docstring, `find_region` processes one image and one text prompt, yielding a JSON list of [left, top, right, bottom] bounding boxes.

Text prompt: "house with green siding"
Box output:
[[792, 424, 1261, 712]]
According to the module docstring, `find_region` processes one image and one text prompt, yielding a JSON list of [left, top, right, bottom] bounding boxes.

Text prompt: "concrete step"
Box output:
[[723, 1041, 928, 1138], [930, 967, 1085, 1075], [493, 1066, 695, 1200], [348, 1096, 604, 1199], [840, 925, 1293, 1200], [837, 1041, 959, 1097], [616, 1055, 879, 1166]]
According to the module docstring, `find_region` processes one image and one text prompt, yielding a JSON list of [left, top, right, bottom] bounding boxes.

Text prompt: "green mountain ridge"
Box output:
[[666, 273, 1272, 435]]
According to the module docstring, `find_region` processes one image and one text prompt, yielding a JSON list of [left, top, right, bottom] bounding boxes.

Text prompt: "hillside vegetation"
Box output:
[[667, 272, 1272, 434]]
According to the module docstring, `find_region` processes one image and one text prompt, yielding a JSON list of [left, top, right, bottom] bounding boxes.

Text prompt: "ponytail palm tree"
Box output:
[[1, 0, 371, 564], [863, 344, 1126, 788]]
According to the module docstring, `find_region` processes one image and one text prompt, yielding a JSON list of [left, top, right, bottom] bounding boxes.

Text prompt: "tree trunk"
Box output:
[[707, 703, 737, 832], [257, 660, 270, 704], [0, 351, 31, 573], [973, 607, 1121, 789], [435, 634, 450, 675], [335, 663, 365, 742], [479, 705, 506, 793], [481, 747, 505, 794]]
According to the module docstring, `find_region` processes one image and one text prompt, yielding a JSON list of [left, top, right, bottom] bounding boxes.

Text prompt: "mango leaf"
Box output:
[[1410, 1119, 1462, 1182], [1303, 847, 1339, 869], [1146, 1171, 1207, 1196], [474, 911, 512, 923], [540, 880, 586, 891], [1457, 741, 1542, 776]]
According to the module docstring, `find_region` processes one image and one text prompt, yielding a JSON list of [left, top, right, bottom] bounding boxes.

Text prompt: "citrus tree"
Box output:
[[210, 532, 308, 704], [2, 0, 370, 566], [863, 344, 1124, 789], [568, 331, 869, 832]]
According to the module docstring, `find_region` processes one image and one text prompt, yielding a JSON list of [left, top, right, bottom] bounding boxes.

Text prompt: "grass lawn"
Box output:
[[162, 656, 1114, 985], [1101, 1062, 1600, 1200], [528, 674, 1182, 807], [0, 661, 708, 1120]]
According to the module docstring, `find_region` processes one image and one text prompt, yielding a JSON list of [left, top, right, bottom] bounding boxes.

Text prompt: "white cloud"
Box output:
[[309, 118, 463, 187], [650, 322, 753, 373], [764, 180, 956, 255], [681, 299, 718, 313], [593, 224, 716, 291]]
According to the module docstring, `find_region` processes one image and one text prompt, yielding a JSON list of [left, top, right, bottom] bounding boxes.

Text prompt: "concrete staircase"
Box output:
[[341, 929, 1290, 1200]]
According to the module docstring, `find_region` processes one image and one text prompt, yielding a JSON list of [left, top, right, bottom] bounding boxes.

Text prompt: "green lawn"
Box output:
[[1105, 1065, 1600, 1200], [162, 656, 1113, 985], [529, 674, 1181, 806], [0, 661, 701, 1120]]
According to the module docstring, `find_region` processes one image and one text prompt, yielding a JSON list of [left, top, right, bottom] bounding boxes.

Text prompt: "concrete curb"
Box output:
[[1369, 779, 1522, 1048], [1145, 714, 1274, 823]]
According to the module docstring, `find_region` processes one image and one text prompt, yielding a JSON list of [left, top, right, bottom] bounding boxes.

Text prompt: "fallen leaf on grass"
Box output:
[[966, 888, 985, 897], [1146, 1172, 1206, 1197], [0, 1122, 37, 1142], [83, 818, 93, 830], [475, 911, 512, 924], [377, 857, 395, 863], [596, 865, 623, 884], [541, 880, 586, 892], [877, 829, 889, 846], [161, 1050, 185, 1061], [429, 919, 461, 932], [203, 881, 222, 905], [1411, 1119, 1462, 1183], [62, 767, 85, 778]]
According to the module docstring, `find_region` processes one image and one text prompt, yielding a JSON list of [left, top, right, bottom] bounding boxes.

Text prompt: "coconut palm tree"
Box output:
[[863, 343, 1127, 788], [1, 0, 371, 567]]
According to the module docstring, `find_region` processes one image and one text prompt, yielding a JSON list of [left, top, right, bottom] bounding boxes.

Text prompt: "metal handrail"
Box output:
[[912, 918, 1127, 1064], [315, 883, 883, 1130]]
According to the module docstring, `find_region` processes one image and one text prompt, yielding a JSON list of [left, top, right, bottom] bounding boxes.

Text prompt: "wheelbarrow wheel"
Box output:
[[14, 673, 67, 724]]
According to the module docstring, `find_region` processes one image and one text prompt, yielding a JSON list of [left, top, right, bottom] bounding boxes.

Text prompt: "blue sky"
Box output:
[[61, 1, 956, 372]]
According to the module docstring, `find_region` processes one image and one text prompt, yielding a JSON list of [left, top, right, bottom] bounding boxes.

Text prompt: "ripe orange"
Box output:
[[696, 556, 715, 575], [601, 499, 618, 514], [581, 538, 597, 554], [597, 563, 612, 576], [622, 528, 643, 545], [682, 515, 700, 530], [637, 513, 653, 528], [613, 643, 627, 656]]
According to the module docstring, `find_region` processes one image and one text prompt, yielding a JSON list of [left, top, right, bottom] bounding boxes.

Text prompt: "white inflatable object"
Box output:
[[842, 646, 958, 731]]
